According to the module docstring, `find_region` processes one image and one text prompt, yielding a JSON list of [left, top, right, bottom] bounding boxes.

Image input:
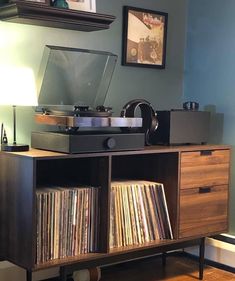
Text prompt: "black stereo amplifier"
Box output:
[[31, 131, 145, 153], [151, 110, 210, 145]]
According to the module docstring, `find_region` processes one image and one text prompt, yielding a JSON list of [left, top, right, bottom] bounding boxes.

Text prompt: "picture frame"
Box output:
[[66, 0, 96, 12], [122, 6, 168, 69]]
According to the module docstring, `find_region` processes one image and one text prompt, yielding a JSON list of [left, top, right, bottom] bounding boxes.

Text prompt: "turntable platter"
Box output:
[[42, 105, 113, 118], [49, 109, 112, 117], [35, 114, 142, 128]]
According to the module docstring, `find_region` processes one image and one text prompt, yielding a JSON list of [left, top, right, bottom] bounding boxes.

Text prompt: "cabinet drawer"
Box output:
[[180, 149, 230, 189], [179, 185, 228, 238]]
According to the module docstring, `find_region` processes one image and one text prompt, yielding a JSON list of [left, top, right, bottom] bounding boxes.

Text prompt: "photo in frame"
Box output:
[[122, 6, 168, 69], [66, 0, 96, 12]]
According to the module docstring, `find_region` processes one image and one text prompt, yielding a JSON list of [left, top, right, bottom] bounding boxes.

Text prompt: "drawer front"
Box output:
[[179, 185, 228, 238], [180, 149, 230, 189]]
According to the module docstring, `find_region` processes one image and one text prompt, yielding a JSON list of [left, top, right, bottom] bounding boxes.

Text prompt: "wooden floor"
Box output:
[[100, 254, 235, 281]]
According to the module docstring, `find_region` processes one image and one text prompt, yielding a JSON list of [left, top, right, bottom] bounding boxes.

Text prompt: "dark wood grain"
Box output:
[[95, 156, 111, 253], [180, 150, 230, 189], [0, 153, 6, 259], [179, 185, 228, 238], [0, 154, 35, 269], [0, 144, 231, 274], [5, 144, 231, 160], [0, 2, 115, 31]]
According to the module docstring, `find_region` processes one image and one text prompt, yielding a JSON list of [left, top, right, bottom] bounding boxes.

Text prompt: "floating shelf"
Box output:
[[0, 1, 115, 31]]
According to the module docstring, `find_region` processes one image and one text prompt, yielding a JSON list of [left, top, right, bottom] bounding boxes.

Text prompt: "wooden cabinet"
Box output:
[[0, 144, 231, 280], [179, 149, 230, 239], [179, 185, 228, 238], [180, 150, 230, 189]]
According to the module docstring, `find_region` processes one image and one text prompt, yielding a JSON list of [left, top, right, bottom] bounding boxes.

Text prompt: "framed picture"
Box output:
[[66, 0, 96, 12], [122, 6, 168, 69]]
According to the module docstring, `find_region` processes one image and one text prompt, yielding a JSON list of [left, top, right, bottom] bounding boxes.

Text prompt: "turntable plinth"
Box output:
[[31, 131, 145, 153], [35, 114, 142, 128]]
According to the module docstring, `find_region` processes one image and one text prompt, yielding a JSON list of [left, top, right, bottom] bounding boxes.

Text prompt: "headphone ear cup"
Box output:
[[142, 108, 158, 145], [120, 99, 158, 145], [120, 100, 144, 133], [150, 109, 158, 133]]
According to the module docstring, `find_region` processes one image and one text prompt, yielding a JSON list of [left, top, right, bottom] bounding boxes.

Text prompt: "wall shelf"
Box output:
[[0, 1, 115, 31]]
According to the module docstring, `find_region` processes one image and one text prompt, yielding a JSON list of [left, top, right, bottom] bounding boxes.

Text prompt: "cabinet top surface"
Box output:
[[0, 144, 231, 160]]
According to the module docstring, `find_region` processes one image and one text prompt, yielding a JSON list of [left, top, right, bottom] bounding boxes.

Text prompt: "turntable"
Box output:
[[32, 45, 144, 153]]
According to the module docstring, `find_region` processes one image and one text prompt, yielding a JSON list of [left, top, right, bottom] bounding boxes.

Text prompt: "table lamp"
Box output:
[[0, 65, 38, 152]]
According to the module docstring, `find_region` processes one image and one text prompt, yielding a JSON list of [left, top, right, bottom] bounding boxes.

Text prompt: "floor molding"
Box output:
[[182, 252, 235, 274], [212, 234, 235, 245]]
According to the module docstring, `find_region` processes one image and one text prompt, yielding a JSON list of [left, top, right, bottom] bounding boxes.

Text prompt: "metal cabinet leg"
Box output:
[[199, 237, 205, 280], [26, 270, 32, 281], [60, 266, 67, 281], [162, 252, 167, 267]]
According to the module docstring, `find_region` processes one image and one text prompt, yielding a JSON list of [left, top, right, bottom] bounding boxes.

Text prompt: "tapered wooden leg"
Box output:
[[162, 252, 167, 267], [60, 266, 67, 281], [199, 237, 205, 280], [26, 270, 32, 281]]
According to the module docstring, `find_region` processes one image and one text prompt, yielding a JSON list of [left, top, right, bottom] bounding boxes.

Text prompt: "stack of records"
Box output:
[[109, 180, 173, 248], [36, 185, 99, 264]]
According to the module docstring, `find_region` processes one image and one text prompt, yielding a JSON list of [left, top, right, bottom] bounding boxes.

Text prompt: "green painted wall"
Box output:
[[184, 0, 235, 235], [0, 0, 187, 144]]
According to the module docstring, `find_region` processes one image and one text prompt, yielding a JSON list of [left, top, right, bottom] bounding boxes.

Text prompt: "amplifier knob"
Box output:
[[105, 137, 116, 149]]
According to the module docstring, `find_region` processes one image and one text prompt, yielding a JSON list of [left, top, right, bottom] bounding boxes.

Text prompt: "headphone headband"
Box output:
[[121, 99, 158, 145]]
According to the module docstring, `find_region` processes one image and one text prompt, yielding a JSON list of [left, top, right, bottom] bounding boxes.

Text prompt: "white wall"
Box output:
[[0, 261, 58, 281]]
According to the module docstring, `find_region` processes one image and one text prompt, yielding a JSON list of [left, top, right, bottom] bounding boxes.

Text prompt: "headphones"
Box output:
[[120, 99, 158, 145]]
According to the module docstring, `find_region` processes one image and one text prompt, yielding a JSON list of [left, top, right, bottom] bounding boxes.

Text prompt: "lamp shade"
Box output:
[[0, 65, 38, 106]]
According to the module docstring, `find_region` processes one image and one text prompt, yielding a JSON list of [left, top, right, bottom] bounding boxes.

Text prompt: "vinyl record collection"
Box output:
[[36, 186, 99, 264], [109, 180, 173, 248]]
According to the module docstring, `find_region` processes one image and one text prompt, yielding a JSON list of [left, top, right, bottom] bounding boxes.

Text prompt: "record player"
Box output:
[[31, 45, 144, 153]]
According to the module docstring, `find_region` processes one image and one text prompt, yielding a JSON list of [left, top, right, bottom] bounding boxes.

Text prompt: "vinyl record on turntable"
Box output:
[[42, 105, 113, 118]]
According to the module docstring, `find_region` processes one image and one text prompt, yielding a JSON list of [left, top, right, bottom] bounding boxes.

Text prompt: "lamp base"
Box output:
[[1, 143, 29, 152]]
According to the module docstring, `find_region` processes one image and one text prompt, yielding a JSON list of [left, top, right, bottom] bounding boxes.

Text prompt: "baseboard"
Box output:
[[185, 236, 235, 270], [182, 251, 235, 273], [212, 234, 235, 245]]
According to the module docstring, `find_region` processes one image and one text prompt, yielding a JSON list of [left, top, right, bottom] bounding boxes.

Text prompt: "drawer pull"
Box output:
[[199, 187, 212, 193], [200, 150, 213, 156]]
